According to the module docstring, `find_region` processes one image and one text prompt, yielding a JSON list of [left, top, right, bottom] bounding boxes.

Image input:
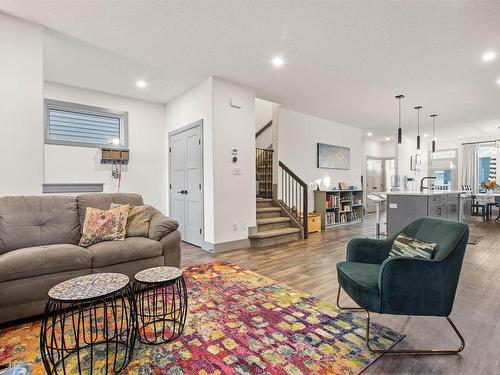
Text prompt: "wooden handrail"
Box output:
[[255, 120, 272, 138], [278, 161, 308, 239]]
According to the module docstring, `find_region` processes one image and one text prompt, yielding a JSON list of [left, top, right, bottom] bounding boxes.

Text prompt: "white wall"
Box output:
[[164, 77, 256, 248], [165, 78, 214, 244], [0, 14, 44, 195], [255, 98, 273, 149], [212, 77, 256, 244], [277, 108, 363, 209], [43, 82, 168, 212], [396, 136, 430, 191], [365, 139, 395, 158]]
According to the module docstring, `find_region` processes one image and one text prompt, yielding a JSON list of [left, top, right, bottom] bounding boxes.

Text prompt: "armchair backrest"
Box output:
[[400, 217, 468, 261]]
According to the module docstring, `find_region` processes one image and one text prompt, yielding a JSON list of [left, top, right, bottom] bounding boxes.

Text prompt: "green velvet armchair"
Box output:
[[336, 217, 469, 354]]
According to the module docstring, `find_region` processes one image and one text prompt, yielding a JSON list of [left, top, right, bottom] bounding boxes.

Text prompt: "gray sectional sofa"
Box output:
[[0, 193, 181, 324]]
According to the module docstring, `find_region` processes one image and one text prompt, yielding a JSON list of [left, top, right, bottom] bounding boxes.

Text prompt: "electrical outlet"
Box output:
[[232, 168, 241, 175], [233, 223, 238, 231], [241, 222, 248, 230]]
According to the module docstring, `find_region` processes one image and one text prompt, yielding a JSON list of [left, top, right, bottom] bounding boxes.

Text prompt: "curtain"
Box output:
[[461, 144, 479, 193]]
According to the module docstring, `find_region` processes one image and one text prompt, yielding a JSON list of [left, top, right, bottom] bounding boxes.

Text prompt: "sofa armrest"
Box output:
[[346, 238, 393, 264], [379, 257, 447, 316], [148, 207, 179, 241], [158, 229, 181, 267]]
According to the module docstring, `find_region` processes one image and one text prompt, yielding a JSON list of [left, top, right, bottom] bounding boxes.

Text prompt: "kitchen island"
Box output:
[[386, 191, 471, 237]]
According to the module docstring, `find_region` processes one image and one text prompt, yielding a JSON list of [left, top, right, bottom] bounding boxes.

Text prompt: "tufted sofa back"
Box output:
[[0, 193, 145, 253], [0, 196, 80, 254]]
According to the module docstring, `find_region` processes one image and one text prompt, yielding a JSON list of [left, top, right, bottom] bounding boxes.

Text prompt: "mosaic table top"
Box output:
[[135, 266, 183, 284], [48, 273, 129, 301]]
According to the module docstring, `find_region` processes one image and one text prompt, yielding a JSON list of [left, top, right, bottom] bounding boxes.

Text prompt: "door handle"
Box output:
[[177, 190, 187, 194]]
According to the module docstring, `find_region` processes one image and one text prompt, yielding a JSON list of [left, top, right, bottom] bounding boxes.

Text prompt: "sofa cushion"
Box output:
[[0, 244, 91, 282], [77, 193, 144, 230], [0, 196, 80, 254], [88, 237, 162, 268]]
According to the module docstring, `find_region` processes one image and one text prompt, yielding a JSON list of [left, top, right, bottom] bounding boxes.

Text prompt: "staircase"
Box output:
[[249, 198, 301, 248]]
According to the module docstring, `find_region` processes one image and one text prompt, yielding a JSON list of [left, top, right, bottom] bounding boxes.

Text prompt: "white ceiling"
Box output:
[[1, 0, 500, 140]]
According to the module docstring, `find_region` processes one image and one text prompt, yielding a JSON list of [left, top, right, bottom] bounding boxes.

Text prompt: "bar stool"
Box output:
[[367, 194, 386, 239]]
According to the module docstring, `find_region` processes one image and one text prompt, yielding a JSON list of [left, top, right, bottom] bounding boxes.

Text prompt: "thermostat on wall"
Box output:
[[230, 97, 242, 109]]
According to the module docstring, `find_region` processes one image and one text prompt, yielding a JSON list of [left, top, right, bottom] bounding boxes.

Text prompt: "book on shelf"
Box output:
[[325, 194, 339, 209]]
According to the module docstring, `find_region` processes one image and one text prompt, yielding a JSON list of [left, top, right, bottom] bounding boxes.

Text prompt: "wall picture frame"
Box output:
[[317, 143, 351, 169]]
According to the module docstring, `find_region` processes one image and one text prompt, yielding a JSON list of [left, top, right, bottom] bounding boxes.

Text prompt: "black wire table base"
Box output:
[[133, 276, 188, 345], [40, 285, 135, 374]]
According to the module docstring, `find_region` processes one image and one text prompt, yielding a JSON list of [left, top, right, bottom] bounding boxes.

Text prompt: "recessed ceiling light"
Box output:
[[367, 132, 373, 136], [271, 56, 284, 67], [482, 51, 496, 62], [385, 137, 391, 141], [423, 133, 429, 138], [136, 80, 147, 88], [496, 77, 500, 85]]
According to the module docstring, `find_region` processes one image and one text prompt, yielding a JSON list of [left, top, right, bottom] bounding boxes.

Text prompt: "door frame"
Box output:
[[365, 155, 395, 212], [168, 119, 204, 246]]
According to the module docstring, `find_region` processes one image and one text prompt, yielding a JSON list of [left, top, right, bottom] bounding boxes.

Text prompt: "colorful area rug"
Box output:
[[0, 262, 402, 374]]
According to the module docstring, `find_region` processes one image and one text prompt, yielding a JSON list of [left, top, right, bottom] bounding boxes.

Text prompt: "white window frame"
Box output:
[[44, 99, 129, 149]]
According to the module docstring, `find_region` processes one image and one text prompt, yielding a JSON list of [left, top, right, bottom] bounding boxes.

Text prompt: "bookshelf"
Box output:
[[314, 190, 364, 229]]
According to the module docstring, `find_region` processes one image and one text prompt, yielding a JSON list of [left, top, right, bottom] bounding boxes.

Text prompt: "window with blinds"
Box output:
[[45, 99, 128, 148]]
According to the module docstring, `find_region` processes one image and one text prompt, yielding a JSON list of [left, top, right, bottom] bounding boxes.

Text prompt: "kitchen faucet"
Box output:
[[420, 176, 436, 192]]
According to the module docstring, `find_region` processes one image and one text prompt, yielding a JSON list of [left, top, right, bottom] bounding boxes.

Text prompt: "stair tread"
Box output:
[[256, 207, 282, 213], [257, 217, 291, 225], [249, 227, 300, 239], [256, 198, 274, 202]]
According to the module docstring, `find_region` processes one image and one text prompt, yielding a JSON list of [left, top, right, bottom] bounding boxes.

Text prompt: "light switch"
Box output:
[[232, 168, 241, 175], [389, 203, 398, 209]]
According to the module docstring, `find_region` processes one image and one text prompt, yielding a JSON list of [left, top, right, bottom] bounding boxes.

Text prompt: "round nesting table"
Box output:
[[133, 266, 188, 345], [40, 273, 135, 374]]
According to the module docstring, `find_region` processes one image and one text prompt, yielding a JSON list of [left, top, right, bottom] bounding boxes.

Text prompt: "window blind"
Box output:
[[48, 108, 121, 145]]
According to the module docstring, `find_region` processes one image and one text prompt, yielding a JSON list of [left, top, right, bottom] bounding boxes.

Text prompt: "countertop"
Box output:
[[385, 190, 466, 196]]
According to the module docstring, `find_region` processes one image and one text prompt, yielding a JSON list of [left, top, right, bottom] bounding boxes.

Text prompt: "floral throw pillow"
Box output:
[[79, 205, 129, 247]]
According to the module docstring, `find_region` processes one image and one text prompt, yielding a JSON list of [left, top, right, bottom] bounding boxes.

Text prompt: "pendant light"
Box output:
[[414, 106, 422, 150], [395, 94, 404, 144], [430, 114, 437, 153]]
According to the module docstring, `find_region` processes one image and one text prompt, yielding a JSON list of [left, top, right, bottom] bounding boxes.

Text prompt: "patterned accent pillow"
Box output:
[[110, 203, 151, 238], [389, 233, 437, 259], [79, 205, 129, 247]]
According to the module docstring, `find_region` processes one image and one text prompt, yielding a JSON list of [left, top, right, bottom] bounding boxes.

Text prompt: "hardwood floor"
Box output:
[[181, 213, 500, 375]]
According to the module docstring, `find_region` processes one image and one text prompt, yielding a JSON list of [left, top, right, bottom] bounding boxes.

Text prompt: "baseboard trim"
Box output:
[[213, 238, 251, 253]]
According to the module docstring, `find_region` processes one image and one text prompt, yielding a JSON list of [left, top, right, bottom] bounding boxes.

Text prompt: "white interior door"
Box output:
[[169, 121, 203, 246]]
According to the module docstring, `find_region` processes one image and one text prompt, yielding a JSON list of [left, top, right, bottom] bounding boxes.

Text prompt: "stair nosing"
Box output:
[[249, 227, 300, 239], [256, 217, 291, 225], [256, 207, 282, 213]]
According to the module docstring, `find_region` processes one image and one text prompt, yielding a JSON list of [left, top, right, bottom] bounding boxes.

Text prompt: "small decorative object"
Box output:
[[482, 179, 497, 191], [317, 143, 350, 169], [316, 184, 320, 191], [339, 182, 348, 190], [395, 94, 405, 144]]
